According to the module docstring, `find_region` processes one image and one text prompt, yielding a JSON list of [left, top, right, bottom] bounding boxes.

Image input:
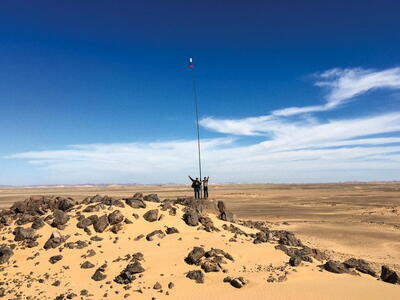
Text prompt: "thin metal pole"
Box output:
[[190, 60, 203, 198]]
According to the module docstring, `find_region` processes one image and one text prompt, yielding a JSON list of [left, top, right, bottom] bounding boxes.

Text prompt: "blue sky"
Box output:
[[1, 0, 400, 185]]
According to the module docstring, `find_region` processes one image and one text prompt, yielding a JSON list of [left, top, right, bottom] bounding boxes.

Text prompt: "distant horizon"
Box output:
[[1, 180, 399, 188]]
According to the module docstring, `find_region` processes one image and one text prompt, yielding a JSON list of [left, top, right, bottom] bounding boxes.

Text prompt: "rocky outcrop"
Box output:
[[381, 266, 400, 284], [143, 209, 158, 222]]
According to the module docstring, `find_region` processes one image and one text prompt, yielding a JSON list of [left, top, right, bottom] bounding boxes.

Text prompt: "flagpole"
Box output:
[[189, 58, 203, 198]]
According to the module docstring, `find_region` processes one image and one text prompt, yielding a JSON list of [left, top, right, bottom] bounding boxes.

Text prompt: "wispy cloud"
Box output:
[[272, 67, 400, 116], [6, 67, 400, 184]]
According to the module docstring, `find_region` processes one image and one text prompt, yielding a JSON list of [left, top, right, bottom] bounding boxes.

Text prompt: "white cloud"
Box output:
[[272, 67, 400, 116], [5, 67, 400, 184]]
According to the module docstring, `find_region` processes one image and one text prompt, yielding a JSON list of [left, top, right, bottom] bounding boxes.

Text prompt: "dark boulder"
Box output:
[[111, 223, 123, 234], [230, 277, 248, 288], [77, 218, 93, 229], [185, 247, 205, 265], [166, 227, 179, 234], [199, 216, 215, 232], [186, 270, 204, 283], [108, 210, 124, 225], [125, 198, 146, 209], [16, 214, 35, 225], [0, 246, 13, 264], [51, 210, 70, 228], [253, 231, 270, 244], [81, 261, 95, 269], [143, 209, 158, 222], [201, 261, 220, 272], [289, 256, 301, 267], [43, 231, 68, 250], [93, 215, 109, 233], [276, 231, 303, 247], [31, 218, 45, 229], [381, 265, 400, 284], [114, 261, 145, 284], [344, 258, 376, 277], [13, 227, 36, 241], [183, 209, 199, 226], [146, 230, 165, 241], [143, 194, 160, 203], [49, 255, 63, 264], [57, 198, 75, 211], [323, 260, 350, 274], [91, 264, 107, 281]]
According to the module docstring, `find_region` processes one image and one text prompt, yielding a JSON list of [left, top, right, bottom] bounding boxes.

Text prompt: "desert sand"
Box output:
[[0, 183, 399, 299]]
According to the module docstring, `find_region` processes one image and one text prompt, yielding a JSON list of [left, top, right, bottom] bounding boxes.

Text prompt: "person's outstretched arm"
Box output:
[[188, 175, 194, 182]]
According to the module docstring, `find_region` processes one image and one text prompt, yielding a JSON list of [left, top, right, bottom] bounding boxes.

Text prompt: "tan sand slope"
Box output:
[[0, 193, 399, 300]]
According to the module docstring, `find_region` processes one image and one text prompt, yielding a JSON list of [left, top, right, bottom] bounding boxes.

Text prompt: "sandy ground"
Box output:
[[1, 183, 399, 299]]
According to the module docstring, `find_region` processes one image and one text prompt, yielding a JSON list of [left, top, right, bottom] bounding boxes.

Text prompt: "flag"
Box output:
[[188, 57, 193, 69]]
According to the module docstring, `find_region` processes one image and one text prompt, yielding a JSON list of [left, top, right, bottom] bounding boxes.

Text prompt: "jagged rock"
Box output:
[[91, 264, 107, 281], [381, 265, 400, 284], [77, 217, 93, 229], [0, 287, 6, 297], [143, 209, 158, 222], [153, 282, 162, 289], [323, 260, 350, 274], [166, 227, 179, 234], [90, 236, 103, 242], [49, 255, 63, 264], [217, 201, 227, 220], [31, 218, 45, 229], [126, 198, 146, 209], [13, 227, 35, 241], [276, 231, 303, 247], [131, 252, 144, 261], [132, 192, 143, 200], [57, 198, 75, 211], [183, 209, 199, 226], [201, 261, 220, 272], [230, 277, 248, 288], [253, 230, 270, 244], [185, 247, 205, 265], [83, 204, 103, 213], [114, 261, 145, 284], [44, 231, 68, 249], [146, 230, 165, 241], [108, 210, 124, 225], [344, 258, 376, 277], [16, 214, 35, 225], [81, 261, 95, 269], [64, 240, 88, 249], [51, 210, 70, 228], [289, 256, 301, 266], [143, 194, 160, 203], [111, 223, 123, 234], [205, 248, 234, 261], [93, 215, 109, 233], [0, 246, 13, 264], [186, 270, 204, 283], [112, 199, 125, 208], [199, 216, 215, 232]]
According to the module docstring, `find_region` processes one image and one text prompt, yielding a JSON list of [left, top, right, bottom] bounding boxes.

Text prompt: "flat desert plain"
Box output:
[[0, 182, 399, 299]]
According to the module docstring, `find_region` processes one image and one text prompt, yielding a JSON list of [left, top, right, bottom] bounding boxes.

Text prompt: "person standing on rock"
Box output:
[[202, 176, 209, 199], [188, 175, 202, 199]]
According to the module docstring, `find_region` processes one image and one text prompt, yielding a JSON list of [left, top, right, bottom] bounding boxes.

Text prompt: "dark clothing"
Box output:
[[203, 186, 208, 198], [189, 176, 202, 199], [194, 187, 200, 199]]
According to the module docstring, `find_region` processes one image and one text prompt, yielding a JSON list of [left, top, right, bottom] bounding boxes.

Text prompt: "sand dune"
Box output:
[[0, 191, 399, 299]]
